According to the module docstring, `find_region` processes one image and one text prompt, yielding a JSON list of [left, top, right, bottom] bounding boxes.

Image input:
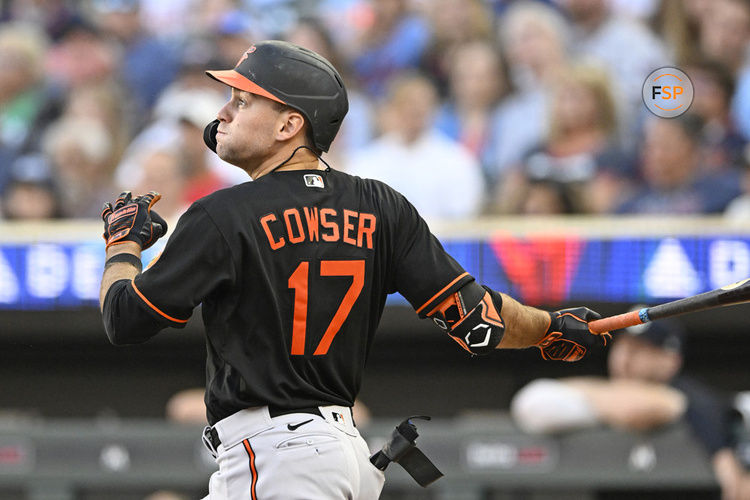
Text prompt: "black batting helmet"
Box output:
[[206, 40, 348, 152]]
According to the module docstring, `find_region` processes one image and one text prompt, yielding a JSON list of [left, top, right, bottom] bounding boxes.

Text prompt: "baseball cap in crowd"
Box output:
[[0, 154, 61, 220], [1, 154, 57, 193]]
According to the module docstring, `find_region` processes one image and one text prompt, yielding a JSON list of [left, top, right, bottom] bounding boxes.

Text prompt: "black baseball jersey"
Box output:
[[103, 168, 473, 425]]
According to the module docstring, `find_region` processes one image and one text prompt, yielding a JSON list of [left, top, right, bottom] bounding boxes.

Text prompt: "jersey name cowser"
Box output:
[[259, 207, 377, 251]]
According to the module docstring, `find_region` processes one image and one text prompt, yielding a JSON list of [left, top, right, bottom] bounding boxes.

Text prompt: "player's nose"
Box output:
[[216, 101, 232, 122]]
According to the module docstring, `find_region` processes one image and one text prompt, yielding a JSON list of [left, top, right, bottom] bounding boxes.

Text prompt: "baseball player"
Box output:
[[99, 41, 610, 499]]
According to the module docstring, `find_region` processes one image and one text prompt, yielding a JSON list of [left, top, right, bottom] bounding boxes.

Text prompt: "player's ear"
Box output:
[[275, 107, 306, 143]]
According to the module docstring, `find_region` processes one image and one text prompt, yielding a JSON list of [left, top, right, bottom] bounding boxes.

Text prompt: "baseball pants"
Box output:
[[201, 405, 385, 499]]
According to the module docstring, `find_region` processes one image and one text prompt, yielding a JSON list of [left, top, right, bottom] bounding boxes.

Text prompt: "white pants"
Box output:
[[201, 405, 385, 499]]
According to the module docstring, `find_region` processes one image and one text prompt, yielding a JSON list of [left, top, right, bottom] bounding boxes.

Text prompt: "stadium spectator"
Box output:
[[697, 0, 750, 76], [617, 114, 741, 214], [725, 0, 750, 139], [519, 179, 576, 215], [211, 9, 254, 70], [0, 153, 61, 220], [511, 319, 750, 500], [63, 82, 131, 167], [184, 0, 243, 40], [346, 73, 484, 220], [434, 40, 509, 190], [0, 22, 60, 155], [347, 0, 431, 98], [490, 1, 571, 181], [44, 16, 118, 92], [557, 0, 671, 143], [90, 0, 179, 118], [683, 58, 746, 174], [138, 0, 202, 41], [490, 63, 633, 214], [1, 0, 77, 40], [130, 146, 188, 222], [43, 116, 115, 218], [650, 0, 703, 65], [419, 0, 494, 97]]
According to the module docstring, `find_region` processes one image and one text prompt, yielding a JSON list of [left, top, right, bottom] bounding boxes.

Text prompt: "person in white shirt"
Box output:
[[346, 73, 484, 220]]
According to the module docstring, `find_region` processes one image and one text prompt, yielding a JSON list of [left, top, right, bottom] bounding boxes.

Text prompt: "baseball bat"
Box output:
[[588, 278, 750, 334]]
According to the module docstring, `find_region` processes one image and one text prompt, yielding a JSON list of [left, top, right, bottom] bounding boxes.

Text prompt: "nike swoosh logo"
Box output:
[[287, 418, 314, 431]]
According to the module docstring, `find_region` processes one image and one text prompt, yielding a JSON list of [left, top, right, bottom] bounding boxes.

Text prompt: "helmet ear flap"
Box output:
[[203, 119, 220, 153]]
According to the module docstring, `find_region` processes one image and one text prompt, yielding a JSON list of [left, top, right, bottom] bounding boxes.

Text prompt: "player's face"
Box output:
[[214, 88, 281, 169]]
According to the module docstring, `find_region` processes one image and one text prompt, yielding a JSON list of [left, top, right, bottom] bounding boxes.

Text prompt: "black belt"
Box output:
[[207, 407, 324, 449], [269, 406, 323, 418]]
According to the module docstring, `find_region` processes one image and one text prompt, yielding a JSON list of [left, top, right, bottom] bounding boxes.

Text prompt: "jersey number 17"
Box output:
[[287, 259, 365, 356]]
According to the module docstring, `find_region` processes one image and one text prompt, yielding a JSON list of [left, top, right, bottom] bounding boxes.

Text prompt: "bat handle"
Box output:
[[588, 308, 650, 334]]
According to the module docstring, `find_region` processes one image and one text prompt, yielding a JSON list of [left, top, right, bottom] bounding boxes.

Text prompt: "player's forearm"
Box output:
[[99, 241, 164, 345], [496, 293, 550, 349], [99, 242, 142, 312]]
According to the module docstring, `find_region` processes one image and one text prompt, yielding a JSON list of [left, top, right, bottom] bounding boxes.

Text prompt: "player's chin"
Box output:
[[216, 146, 243, 167], [215, 144, 232, 162]]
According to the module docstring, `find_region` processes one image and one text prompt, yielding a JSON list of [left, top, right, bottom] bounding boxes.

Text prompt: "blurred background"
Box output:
[[2, 0, 750, 498]]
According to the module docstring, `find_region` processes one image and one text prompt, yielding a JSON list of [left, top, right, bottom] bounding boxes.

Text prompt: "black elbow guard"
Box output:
[[427, 281, 505, 355]]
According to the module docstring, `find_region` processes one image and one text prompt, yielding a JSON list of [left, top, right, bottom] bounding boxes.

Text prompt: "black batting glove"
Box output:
[[102, 191, 168, 250], [535, 307, 611, 362]]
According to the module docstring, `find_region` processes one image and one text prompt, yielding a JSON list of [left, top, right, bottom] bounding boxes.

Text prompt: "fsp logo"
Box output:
[[642, 67, 693, 118]]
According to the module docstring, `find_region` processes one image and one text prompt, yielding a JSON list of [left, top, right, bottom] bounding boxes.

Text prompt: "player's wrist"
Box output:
[[105, 241, 142, 258]]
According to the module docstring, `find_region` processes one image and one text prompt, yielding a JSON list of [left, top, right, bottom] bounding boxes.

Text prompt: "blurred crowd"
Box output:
[[3, 0, 750, 221]]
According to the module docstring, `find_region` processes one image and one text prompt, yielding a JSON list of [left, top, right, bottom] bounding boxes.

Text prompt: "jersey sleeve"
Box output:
[[102, 201, 236, 345], [132, 201, 236, 323], [390, 192, 474, 317]]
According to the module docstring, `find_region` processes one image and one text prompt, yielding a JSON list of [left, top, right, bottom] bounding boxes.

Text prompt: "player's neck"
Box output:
[[250, 147, 322, 179]]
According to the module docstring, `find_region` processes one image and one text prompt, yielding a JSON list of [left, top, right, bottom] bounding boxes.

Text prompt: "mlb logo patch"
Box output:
[[304, 174, 325, 188]]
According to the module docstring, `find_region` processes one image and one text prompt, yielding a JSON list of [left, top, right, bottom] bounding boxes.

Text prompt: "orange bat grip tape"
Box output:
[[588, 310, 644, 334]]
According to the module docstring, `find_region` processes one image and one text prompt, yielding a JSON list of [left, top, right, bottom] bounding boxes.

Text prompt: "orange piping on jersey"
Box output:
[[131, 281, 189, 324], [243, 439, 258, 500], [416, 272, 470, 315], [145, 251, 163, 270]]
